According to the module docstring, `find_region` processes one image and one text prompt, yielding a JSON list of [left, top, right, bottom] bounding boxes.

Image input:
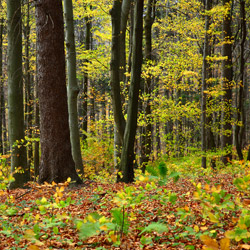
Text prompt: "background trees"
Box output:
[[1, 0, 250, 186]]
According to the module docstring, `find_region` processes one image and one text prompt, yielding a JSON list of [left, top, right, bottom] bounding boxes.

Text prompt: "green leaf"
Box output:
[[139, 222, 168, 235], [78, 222, 100, 240]]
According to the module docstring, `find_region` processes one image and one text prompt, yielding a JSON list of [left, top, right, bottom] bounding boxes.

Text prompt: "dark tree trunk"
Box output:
[[141, 0, 155, 170], [110, 0, 126, 142], [7, 0, 29, 188], [82, 10, 91, 143], [235, 0, 246, 161], [221, 0, 233, 165], [23, 0, 33, 171], [35, 0, 82, 184], [119, 0, 144, 183], [0, 15, 3, 154]]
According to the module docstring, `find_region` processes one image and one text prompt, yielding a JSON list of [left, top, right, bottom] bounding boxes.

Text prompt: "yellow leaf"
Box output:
[[197, 182, 202, 189], [200, 235, 219, 250], [67, 177, 71, 183], [87, 214, 96, 223], [201, 226, 208, 231], [110, 234, 117, 243], [208, 212, 219, 223], [27, 245, 40, 250], [194, 225, 199, 232], [220, 238, 230, 250]]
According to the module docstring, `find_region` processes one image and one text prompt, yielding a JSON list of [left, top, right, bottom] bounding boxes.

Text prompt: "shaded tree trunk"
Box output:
[[140, 0, 155, 170], [0, 14, 3, 154], [23, 0, 33, 172], [82, 8, 91, 143], [221, 0, 233, 165], [201, 0, 212, 168], [235, 0, 246, 160], [35, 0, 82, 184], [64, 0, 84, 175], [119, 0, 144, 183], [7, 0, 29, 188]]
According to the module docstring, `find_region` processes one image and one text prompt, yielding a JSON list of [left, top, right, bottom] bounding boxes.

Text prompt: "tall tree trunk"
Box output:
[[0, 14, 3, 154], [23, 0, 33, 172], [221, 0, 233, 165], [235, 0, 246, 160], [82, 8, 91, 144], [201, 0, 212, 168], [141, 0, 155, 169], [120, 0, 144, 183], [64, 0, 84, 176], [35, 0, 82, 184], [110, 0, 126, 142], [7, 0, 29, 188]]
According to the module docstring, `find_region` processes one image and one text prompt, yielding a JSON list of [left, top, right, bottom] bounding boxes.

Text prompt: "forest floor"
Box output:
[[0, 165, 249, 250]]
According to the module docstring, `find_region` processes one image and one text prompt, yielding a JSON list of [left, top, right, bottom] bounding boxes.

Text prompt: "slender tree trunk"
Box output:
[[0, 15, 3, 154], [141, 0, 155, 170], [235, 0, 246, 160], [120, 0, 144, 183], [201, 0, 212, 168], [23, 0, 33, 171], [110, 0, 126, 142], [35, 0, 82, 184], [64, 0, 84, 175], [221, 0, 233, 165], [7, 0, 29, 188], [82, 9, 91, 143]]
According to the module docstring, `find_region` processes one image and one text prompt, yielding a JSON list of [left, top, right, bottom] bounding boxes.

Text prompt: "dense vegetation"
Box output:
[[1, 0, 250, 249]]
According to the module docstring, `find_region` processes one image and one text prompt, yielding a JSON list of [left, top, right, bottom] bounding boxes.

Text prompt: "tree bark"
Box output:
[[82, 8, 91, 143], [35, 0, 82, 184], [235, 0, 246, 160], [119, 0, 144, 183], [23, 0, 33, 172], [221, 0, 233, 165], [7, 0, 29, 188], [0, 14, 3, 154], [64, 0, 84, 175], [141, 0, 155, 170]]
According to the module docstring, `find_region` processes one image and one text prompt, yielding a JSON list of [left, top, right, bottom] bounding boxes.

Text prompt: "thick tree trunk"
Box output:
[[36, 0, 82, 184], [119, 0, 144, 183], [7, 0, 29, 188], [235, 0, 246, 160], [201, 0, 212, 168], [64, 0, 84, 175], [221, 0, 233, 165]]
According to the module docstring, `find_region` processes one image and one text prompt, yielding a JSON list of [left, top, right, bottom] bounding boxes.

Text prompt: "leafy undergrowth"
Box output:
[[1, 161, 250, 249]]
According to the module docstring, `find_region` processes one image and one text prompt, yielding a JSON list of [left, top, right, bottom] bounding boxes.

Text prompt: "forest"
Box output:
[[1, 0, 250, 249]]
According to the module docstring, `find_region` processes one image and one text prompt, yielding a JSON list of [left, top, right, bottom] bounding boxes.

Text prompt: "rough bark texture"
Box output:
[[36, 0, 82, 184], [64, 0, 84, 175], [221, 0, 233, 164], [7, 0, 29, 188], [235, 0, 246, 160], [201, 0, 212, 168], [120, 0, 144, 183]]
